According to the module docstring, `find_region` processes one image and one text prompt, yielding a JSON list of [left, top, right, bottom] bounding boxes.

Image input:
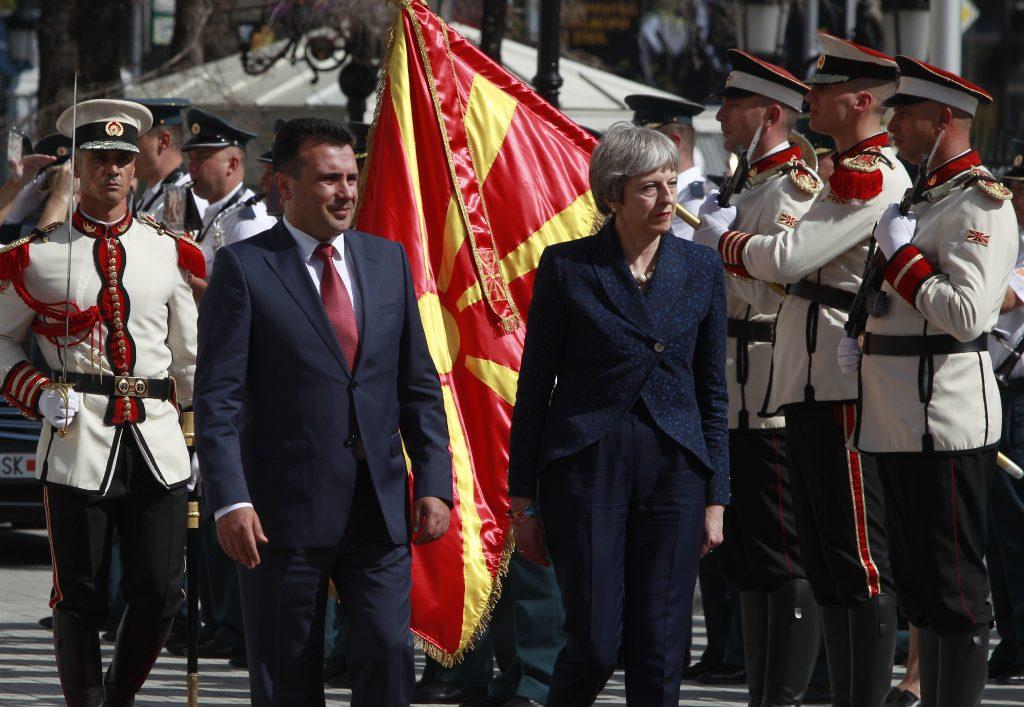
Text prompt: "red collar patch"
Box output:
[[748, 144, 803, 178], [926, 150, 982, 189], [72, 208, 132, 239]]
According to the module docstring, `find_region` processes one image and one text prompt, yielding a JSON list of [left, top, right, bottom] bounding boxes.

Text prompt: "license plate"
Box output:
[[0, 453, 35, 480]]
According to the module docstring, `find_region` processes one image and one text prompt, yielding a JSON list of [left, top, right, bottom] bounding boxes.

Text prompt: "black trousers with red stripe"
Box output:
[[784, 403, 894, 606], [44, 434, 187, 627], [721, 429, 807, 591], [877, 450, 995, 636]]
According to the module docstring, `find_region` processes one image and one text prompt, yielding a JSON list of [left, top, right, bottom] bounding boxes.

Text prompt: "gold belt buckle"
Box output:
[[113, 375, 148, 398]]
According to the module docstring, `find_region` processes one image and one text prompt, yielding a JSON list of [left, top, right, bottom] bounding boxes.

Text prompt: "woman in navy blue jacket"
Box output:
[[507, 123, 729, 706]]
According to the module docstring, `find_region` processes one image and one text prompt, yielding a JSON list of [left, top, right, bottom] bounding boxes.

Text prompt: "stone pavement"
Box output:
[[3, 526, 1024, 705]]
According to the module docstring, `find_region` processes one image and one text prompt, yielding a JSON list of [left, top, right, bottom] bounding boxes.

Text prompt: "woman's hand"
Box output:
[[702, 504, 725, 557], [511, 496, 549, 566]]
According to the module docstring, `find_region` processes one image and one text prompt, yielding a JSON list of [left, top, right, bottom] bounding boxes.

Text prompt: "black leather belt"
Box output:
[[785, 281, 855, 312], [862, 333, 988, 356], [727, 318, 773, 342], [59, 372, 174, 400]]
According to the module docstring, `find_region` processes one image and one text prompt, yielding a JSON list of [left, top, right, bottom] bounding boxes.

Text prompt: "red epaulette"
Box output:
[[829, 149, 889, 201], [0, 223, 58, 282], [137, 213, 207, 280]]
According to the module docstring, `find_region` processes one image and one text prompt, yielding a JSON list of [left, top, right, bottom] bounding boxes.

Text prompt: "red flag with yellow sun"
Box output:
[[355, 0, 599, 663]]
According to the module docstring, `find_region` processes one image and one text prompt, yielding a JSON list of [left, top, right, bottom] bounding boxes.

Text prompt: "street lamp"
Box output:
[[882, 0, 930, 59], [533, 0, 562, 107], [737, 0, 787, 59]]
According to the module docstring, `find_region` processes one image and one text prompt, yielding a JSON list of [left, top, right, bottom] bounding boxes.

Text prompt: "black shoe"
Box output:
[[802, 681, 832, 704], [697, 665, 747, 685], [682, 658, 721, 679], [101, 629, 117, 642], [498, 699, 542, 707], [326, 671, 351, 689], [228, 653, 247, 670], [323, 661, 349, 683], [884, 687, 921, 706], [990, 660, 1020, 680], [411, 681, 487, 703], [460, 697, 541, 707], [196, 636, 244, 659], [996, 665, 1024, 685], [38, 615, 54, 630]]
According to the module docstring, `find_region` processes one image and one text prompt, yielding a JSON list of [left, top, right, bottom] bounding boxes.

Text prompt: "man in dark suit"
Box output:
[[195, 118, 453, 706]]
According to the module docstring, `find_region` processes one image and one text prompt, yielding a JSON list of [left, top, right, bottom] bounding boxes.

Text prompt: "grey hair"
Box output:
[[589, 122, 679, 216]]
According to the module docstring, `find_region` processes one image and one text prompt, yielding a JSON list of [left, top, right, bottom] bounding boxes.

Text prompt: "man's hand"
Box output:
[[875, 203, 917, 259], [38, 388, 80, 429], [8, 154, 56, 188], [216, 506, 269, 569], [412, 496, 450, 544], [837, 336, 862, 375], [510, 496, 549, 566], [702, 504, 725, 557], [693, 191, 737, 249]]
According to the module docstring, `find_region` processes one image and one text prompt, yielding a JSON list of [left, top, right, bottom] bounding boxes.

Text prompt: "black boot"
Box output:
[[820, 604, 852, 707], [936, 626, 989, 707], [762, 579, 821, 706], [849, 594, 897, 707], [53, 611, 104, 707], [917, 626, 939, 707], [103, 613, 174, 706], [740, 591, 770, 707]]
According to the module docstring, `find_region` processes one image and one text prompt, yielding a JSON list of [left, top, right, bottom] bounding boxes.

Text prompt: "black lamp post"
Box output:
[[533, 0, 562, 108]]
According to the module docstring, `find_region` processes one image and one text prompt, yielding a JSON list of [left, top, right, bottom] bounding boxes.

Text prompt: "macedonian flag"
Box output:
[[356, 0, 599, 663]]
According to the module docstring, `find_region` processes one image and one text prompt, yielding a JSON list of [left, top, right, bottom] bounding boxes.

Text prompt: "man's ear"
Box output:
[[666, 132, 682, 148], [853, 90, 873, 114], [158, 130, 172, 152], [273, 171, 291, 201], [936, 105, 953, 131], [763, 104, 782, 128]]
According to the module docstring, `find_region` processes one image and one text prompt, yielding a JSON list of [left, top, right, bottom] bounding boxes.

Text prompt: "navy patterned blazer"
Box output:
[[508, 219, 730, 505]]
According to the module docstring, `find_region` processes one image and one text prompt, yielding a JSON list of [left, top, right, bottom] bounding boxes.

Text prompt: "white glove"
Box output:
[[874, 203, 917, 259], [38, 388, 80, 429], [693, 192, 738, 249], [188, 452, 200, 493], [837, 336, 862, 375]]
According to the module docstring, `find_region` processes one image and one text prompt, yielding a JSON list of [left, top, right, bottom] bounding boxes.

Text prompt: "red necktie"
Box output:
[[315, 242, 359, 371]]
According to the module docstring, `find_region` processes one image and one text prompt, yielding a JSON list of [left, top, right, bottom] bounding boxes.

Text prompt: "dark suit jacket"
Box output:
[[507, 221, 730, 505], [195, 222, 452, 547]]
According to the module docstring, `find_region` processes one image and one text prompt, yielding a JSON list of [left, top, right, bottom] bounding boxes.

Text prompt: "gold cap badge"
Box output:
[[56, 146, 68, 157], [191, 123, 201, 135], [105, 121, 124, 137], [817, 54, 826, 70], [725, 72, 735, 86], [1015, 155, 1023, 167]]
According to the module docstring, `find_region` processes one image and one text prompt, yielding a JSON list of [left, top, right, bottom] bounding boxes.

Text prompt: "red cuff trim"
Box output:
[[2, 362, 50, 419], [718, 230, 754, 279], [885, 243, 937, 305]]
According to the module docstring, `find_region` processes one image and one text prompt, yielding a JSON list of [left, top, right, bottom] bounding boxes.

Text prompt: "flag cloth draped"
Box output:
[[356, 0, 600, 664]]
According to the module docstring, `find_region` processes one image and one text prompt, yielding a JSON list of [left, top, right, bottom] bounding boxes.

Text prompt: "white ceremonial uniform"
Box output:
[[988, 228, 1024, 380], [196, 184, 277, 274], [716, 133, 912, 414], [672, 165, 706, 240], [857, 154, 1019, 454], [0, 212, 198, 493], [136, 167, 191, 220], [726, 141, 821, 430]]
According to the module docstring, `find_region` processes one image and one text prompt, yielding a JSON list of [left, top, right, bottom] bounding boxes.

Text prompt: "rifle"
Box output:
[[845, 131, 945, 339], [717, 124, 763, 208]]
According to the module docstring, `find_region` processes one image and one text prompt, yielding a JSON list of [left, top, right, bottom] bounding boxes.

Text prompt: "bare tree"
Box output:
[[170, 0, 211, 71], [36, 0, 78, 132]]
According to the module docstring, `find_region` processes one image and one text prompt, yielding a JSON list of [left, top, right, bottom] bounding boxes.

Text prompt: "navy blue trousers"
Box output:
[[540, 407, 706, 707], [237, 466, 413, 707]]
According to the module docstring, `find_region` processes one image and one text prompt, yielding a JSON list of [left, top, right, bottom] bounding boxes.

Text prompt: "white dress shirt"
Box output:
[[213, 217, 362, 521]]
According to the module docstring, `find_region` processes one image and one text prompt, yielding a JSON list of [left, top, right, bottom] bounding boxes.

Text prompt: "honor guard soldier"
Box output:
[[695, 32, 912, 706], [0, 99, 203, 705], [183, 108, 277, 297], [0, 132, 74, 243], [987, 138, 1024, 684], [129, 97, 192, 219], [842, 59, 1018, 704], [625, 94, 707, 239], [705, 49, 823, 705]]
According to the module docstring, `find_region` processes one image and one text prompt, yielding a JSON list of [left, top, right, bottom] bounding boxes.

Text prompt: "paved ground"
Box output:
[[3, 525, 1024, 705]]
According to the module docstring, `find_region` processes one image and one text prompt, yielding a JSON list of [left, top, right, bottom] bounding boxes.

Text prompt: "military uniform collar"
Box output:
[[747, 143, 803, 186], [72, 207, 132, 238], [926, 149, 980, 189]]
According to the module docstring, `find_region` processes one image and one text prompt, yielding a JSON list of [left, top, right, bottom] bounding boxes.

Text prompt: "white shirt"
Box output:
[[989, 228, 1024, 379], [213, 217, 362, 521], [672, 164, 706, 240], [198, 185, 276, 273]]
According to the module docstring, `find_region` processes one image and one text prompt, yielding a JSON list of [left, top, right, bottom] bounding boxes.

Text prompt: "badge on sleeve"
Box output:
[[777, 212, 799, 228], [965, 229, 990, 246]]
